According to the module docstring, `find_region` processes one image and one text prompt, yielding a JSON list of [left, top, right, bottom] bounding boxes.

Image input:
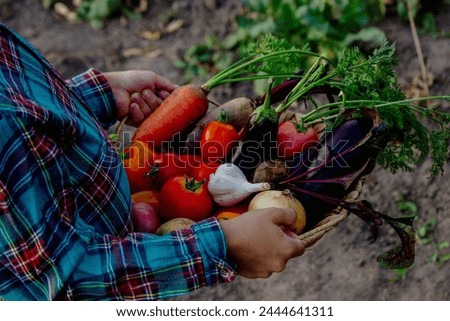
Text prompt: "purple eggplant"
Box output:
[[255, 78, 301, 106], [280, 109, 389, 229], [232, 116, 279, 178], [280, 114, 417, 270], [231, 79, 279, 178]]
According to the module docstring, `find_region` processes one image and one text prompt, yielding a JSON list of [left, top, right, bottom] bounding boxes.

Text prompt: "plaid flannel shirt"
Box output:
[[0, 23, 235, 301]]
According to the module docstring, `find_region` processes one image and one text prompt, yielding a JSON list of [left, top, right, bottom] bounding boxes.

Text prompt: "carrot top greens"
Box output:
[[201, 35, 330, 91], [278, 42, 449, 176], [202, 35, 449, 176]]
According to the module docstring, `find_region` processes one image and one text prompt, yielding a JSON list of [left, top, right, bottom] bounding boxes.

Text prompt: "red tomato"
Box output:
[[148, 152, 191, 189], [277, 121, 319, 159], [159, 176, 213, 222], [200, 121, 239, 162], [190, 161, 220, 183], [123, 141, 158, 193]]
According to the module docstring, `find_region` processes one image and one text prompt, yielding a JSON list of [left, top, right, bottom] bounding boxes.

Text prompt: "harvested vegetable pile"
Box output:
[[122, 36, 450, 269]]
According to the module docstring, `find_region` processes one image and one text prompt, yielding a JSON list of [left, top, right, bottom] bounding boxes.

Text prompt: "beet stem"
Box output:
[[289, 186, 346, 208], [281, 140, 360, 185]]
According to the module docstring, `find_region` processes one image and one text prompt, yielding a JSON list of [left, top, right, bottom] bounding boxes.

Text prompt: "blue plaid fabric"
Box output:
[[0, 23, 235, 301]]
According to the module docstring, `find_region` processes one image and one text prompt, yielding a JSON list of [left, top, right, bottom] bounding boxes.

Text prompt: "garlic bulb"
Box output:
[[208, 163, 271, 206]]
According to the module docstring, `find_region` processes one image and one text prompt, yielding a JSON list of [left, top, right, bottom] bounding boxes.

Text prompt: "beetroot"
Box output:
[[132, 202, 161, 234]]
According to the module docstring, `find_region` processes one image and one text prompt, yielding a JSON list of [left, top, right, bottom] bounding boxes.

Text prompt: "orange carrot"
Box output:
[[133, 84, 209, 149]]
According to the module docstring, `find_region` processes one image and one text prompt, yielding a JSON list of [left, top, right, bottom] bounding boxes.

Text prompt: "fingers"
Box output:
[[129, 103, 146, 126], [287, 236, 305, 258], [156, 89, 171, 101], [222, 208, 306, 280], [271, 208, 297, 230], [131, 92, 153, 114], [128, 90, 165, 126], [272, 208, 305, 258], [127, 93, 148, 125], [141, 89, 163, 112]]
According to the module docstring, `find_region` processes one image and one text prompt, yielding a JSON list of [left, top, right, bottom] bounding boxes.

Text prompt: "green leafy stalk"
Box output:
[[199, 36, 449, 175], [263, 40, 449, 176], [200, 36, 336, 92], [252, 77, 278, 125], [184, 176, 206, 192], [275, 56, 328, 113], [300, 96, 450, 126]]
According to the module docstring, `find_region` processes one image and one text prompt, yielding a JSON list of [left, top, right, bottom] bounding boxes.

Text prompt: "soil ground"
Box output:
[[2, 0, 449, 300]]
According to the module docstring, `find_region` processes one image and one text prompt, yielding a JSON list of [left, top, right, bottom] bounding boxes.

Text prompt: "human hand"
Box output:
[[103, 70, 178, 127], [220, 208, 305, 279]]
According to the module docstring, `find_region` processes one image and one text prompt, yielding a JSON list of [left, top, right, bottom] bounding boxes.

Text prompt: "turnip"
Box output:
[[252, 159, 290, 184]]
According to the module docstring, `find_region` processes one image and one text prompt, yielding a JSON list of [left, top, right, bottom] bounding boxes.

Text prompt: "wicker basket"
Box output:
[[297, 177, 365, 249], [116, 116, 366, 249]]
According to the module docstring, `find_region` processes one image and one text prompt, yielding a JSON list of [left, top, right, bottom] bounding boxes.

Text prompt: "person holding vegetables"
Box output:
[[0, 23, 305, 300]]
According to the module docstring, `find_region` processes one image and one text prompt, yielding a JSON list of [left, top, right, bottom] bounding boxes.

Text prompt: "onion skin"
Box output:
[[248, 189, 306, 234], [155, 218, 195, 236]]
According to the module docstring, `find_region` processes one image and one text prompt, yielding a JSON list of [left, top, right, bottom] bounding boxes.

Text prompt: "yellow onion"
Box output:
[[248, 189, 306, 234]]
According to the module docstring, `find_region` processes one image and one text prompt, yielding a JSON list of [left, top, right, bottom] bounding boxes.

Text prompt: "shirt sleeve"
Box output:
[[0, 116, 236, 301], [66, 218, 236, 300], [68, 68, 117, 128]]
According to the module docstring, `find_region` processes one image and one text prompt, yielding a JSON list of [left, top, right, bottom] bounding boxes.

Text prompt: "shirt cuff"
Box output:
[[191, 217, 237, 285], [69, 68, 116, 128]]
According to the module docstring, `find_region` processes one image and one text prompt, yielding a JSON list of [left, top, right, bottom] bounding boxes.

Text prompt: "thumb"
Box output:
[[271, 208, 306, 257], [288, 236, 306, 258], [271, 208, 298, 230]]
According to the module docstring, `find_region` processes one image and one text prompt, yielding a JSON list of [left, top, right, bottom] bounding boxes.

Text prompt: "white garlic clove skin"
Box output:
[[207, 163, 271, 207], [244, 181, 271, 194]]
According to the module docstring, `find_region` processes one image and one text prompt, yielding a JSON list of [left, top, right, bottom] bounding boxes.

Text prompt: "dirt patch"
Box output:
[[3, 0, 449, 300]]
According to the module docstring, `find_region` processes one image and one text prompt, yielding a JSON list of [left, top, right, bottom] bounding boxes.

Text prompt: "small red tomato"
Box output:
[[159, 176, 213, 222], [147, 152, 190, 189], [123, 141, 158, 193], [200, 121, 239, 162], [277, 121, 319, 159], [190, 161, 220, 184]]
